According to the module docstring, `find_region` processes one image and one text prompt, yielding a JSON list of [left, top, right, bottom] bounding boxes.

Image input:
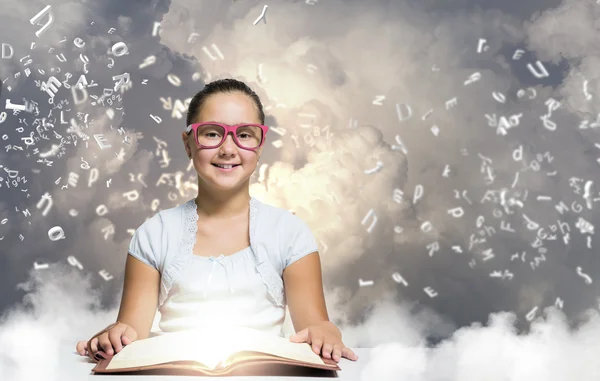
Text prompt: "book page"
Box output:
[[106, 329, 227, 370], [221, 327, 325, 366], [105, 326, 325, 371]]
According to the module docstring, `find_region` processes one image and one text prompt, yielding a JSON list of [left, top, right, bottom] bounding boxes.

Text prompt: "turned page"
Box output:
[[221, 326, 326, 366], [105, 329, 230, 370], [105, 326, 326, 370]]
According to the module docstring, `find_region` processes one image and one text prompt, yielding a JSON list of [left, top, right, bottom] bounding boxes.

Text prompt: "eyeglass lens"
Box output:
[[197, 124, 263, 149]]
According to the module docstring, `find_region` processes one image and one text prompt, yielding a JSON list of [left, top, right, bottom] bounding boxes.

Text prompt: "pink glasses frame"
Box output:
[[185, 122, 269, 151]]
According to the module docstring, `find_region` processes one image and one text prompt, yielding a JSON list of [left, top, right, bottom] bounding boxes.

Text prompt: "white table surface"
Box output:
[[57, 344, 371, 380]]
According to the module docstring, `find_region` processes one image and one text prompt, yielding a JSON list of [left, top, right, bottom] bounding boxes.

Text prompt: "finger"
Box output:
[[311, 337, 323, 355], [342, 347, 359, 361], [321, 341, 334, 359], [121, 335, 132, 346], [122, 325, 138, 345], [76, 341, 87, 356], [90, 337, 99, 353], [332, 344, 343, 362], [87, 337, 104, 361], [108, 329, 123, 354], [289, 328, 309, 343], [97, 334, 114, 356]]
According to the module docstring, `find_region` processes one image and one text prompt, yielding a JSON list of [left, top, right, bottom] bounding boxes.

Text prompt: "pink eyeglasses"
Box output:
[[185, 122, 269, 151]]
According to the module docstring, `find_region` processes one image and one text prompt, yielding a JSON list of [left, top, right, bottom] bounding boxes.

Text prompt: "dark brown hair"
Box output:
[[186, 78, 265, 126]]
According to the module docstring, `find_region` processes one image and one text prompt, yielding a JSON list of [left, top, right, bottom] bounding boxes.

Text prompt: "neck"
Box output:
[[194, 179, 251, 219]]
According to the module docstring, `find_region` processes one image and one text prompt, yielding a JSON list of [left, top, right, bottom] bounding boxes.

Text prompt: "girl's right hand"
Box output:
[[75, 321, 138, 361]]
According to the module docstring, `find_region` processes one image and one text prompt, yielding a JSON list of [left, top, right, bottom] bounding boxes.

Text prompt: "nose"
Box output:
[[220, 133, 237, 151]]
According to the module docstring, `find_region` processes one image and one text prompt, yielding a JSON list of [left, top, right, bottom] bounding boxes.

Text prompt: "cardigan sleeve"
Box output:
[[128, 213, 163, 271], [281, 212, 320, 269]]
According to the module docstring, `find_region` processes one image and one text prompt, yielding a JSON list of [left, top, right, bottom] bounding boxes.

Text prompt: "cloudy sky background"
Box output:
[[2, 0, 600, 379]]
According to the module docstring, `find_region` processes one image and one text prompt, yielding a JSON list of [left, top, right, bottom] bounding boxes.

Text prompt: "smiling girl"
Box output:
[[76, 78, 358, 364]]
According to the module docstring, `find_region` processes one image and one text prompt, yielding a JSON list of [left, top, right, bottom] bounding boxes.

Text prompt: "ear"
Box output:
[[182, 132, 192, 158]]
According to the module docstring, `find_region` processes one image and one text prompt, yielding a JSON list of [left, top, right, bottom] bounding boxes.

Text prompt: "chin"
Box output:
[[198, 169, 251, 187], [211, 180, 250, 193]]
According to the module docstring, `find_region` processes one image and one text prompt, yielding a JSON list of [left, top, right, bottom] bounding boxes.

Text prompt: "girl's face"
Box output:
[[182, 91, 263, 191]]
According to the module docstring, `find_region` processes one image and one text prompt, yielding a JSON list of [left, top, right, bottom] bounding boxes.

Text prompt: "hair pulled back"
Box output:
[[186, 78, 265, 126]]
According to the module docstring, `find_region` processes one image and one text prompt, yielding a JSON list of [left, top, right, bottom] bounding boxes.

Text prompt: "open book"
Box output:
[[92, 325, 341, 376]]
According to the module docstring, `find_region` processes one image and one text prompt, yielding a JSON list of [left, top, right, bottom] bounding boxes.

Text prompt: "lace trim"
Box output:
[[159, 199, 198, 307], [159, 197, 285, 308], [250, 197, 285, 307]]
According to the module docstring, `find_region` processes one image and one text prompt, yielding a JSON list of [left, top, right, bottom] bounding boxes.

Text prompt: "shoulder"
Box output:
[[137, 200, 190, 233], [253, 197, 296, 227], [253, 197, 312, 236], [129, 201, 191, 269]]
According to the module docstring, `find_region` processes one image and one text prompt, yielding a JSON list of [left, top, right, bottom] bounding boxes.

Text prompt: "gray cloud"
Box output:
[[155, 0, 600, 325], [2, 0, 600, 379]]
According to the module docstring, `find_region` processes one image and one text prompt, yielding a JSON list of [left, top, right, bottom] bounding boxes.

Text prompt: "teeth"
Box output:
[[215, 164, 233, 169]]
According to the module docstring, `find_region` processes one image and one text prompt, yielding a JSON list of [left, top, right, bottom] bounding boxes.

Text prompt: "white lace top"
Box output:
[[127, 197, 319, 335], [158, 246, 286, 336]]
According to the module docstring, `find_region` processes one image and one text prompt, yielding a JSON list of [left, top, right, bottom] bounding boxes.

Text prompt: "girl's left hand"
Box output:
[[289, 321, 358, 362]]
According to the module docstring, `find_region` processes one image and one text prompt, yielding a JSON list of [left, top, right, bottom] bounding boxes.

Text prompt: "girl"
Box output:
[[76, 78, 358, 363]]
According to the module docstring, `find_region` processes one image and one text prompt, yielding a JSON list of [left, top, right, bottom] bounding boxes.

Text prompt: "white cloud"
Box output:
[[4, 0, 600, 379]]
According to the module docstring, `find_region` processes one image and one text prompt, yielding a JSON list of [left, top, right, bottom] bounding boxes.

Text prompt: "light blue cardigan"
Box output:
[[128, 197, 319, 309]]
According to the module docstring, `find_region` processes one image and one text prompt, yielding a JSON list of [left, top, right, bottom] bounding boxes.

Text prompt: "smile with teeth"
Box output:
[[212, 163, 240, 169]]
